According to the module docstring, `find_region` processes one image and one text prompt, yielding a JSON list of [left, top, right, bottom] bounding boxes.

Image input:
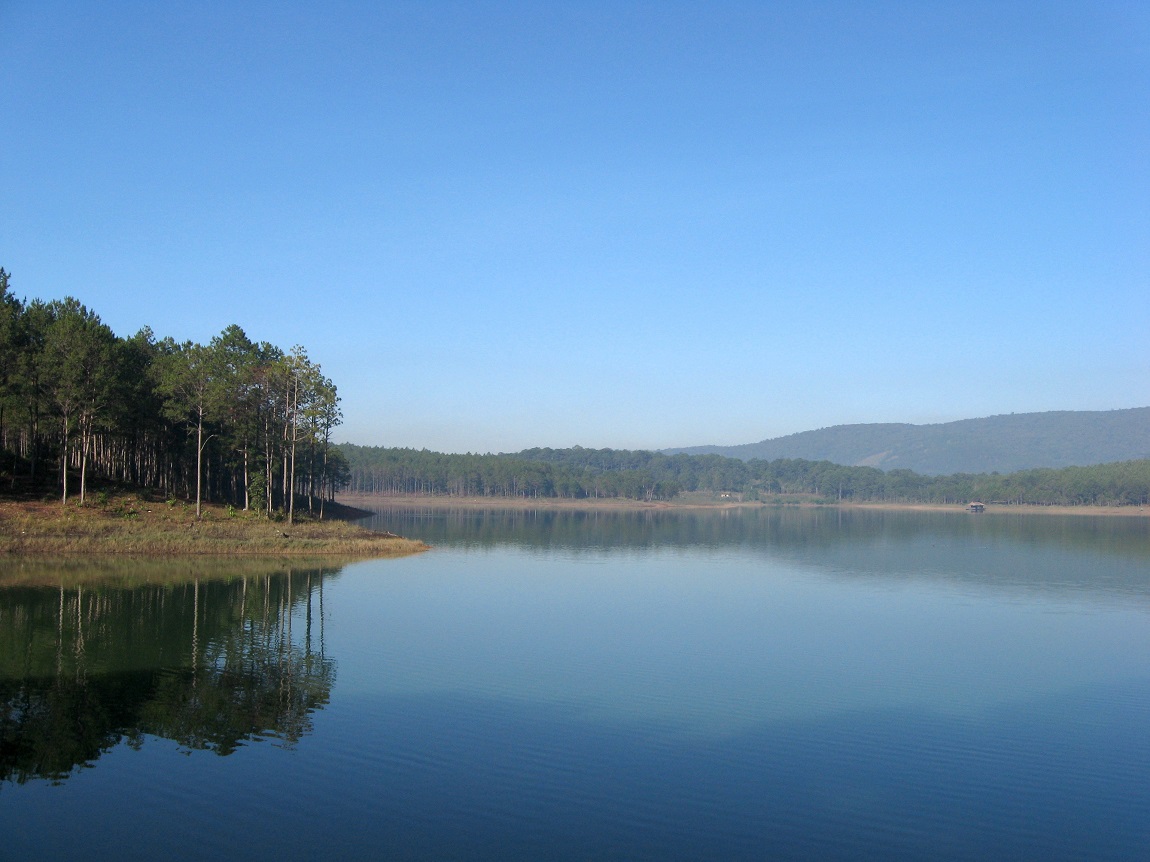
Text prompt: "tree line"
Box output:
[[0, 268, 346, 521], [339, 443, 1150, 508], [337, 444, 685, 500]]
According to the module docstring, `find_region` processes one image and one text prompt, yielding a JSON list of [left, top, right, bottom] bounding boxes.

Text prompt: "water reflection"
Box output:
[[0, 565, 338, 784], [360, 505, 1150, 601]]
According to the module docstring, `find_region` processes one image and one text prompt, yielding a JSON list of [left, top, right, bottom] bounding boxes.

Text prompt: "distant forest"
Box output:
[[0, 269, 345, 520], [339, 444, 1150, 508]]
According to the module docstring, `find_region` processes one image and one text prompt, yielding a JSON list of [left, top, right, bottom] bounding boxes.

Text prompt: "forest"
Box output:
[[339, 443, 1150, 508], [0, 269, 346, 522]]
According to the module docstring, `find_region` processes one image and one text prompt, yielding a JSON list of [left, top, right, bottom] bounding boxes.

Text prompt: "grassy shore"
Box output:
[[0, 492, 428, 558], [339, 492, 1149, 517]]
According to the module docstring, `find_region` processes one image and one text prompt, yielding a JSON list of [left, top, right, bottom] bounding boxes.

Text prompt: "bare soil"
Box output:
[[338, 493, 1149, 518]]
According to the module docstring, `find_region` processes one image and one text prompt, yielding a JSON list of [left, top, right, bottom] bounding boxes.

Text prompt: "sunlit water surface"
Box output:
[[2, 507, 1148, 860]]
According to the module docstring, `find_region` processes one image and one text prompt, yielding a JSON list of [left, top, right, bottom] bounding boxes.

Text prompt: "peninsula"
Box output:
[[0, 493, 427, 559]]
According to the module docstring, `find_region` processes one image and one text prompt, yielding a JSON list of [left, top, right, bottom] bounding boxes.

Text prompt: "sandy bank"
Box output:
[[338, 493, 1148, 518]]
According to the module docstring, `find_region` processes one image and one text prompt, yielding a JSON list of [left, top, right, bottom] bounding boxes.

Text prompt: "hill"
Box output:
[[665, 408, 1150, 475]]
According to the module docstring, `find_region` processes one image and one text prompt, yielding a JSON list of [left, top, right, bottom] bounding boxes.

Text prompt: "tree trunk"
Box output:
[[288, 434, 297, 526], [195, 410, 203, 519], [79, 419, 89, 505], [61, 413, 69, 505]]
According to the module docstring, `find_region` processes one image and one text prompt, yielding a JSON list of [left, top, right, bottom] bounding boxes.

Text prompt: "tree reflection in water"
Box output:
[[0, 566, 338, 784]]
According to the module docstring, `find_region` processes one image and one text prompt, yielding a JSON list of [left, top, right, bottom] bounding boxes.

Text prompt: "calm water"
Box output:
[[2, 506, 1149, 861]]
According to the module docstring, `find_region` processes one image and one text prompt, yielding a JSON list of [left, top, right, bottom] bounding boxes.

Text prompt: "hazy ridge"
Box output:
[[665, 408, 1150, 475]]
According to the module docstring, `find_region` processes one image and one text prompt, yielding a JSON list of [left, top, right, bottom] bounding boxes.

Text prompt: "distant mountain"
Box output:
[[665, 408, 1150, 475]]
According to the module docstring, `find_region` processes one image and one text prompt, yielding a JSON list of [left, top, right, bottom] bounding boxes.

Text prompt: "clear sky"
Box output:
[[2, 1, 1146, 453]]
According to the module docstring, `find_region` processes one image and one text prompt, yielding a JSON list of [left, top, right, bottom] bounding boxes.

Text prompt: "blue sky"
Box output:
[[2, 1, 1146, 453]]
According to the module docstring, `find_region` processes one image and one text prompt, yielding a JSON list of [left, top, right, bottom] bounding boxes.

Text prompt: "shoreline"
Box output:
[[338, 493, 1149, 518], [4, 487, 1144, 563]]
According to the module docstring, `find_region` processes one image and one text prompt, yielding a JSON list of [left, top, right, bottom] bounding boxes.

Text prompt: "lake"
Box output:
[[2, 505, 1149, 860]]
